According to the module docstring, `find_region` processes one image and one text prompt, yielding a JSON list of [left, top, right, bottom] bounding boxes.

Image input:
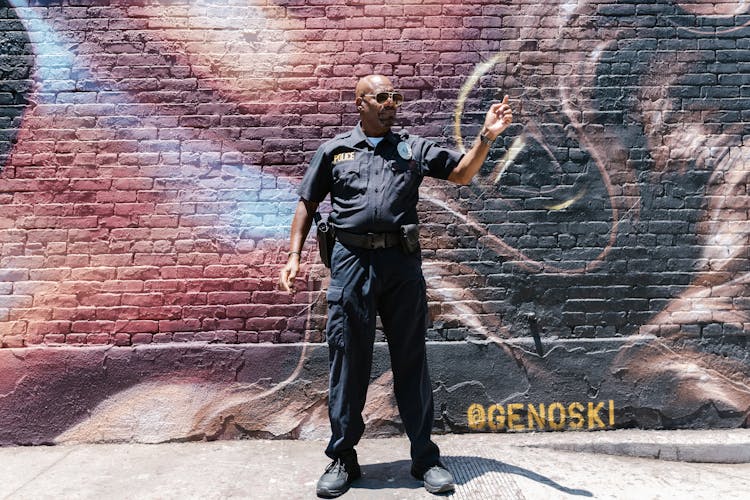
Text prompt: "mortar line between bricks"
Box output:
[[2, 447, 77, 500]]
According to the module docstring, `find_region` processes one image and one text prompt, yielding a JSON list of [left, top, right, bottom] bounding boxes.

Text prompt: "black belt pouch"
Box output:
[[399, 224, 420, 255], [314, 212, 335, 268]]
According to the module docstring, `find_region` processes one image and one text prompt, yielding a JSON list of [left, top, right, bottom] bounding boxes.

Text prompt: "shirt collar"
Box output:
[[348, 123, 401, 148]]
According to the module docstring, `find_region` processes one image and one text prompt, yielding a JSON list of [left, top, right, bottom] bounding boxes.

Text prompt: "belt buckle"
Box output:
[[367, 233, 384, 249]]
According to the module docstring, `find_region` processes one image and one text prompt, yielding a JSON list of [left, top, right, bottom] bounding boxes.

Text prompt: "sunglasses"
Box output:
[[362, 91, 404, 107]]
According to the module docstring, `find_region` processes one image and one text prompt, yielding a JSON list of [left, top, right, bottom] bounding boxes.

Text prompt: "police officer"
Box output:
[[279, 74, 512, 498]]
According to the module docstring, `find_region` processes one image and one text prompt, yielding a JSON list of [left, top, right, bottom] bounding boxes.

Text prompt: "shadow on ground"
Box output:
[[352, 457, 592, 497]]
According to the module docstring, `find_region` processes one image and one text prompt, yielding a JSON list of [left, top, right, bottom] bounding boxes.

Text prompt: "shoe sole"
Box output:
[[424, 482, 455, 494], [316, 486, 348, 498]]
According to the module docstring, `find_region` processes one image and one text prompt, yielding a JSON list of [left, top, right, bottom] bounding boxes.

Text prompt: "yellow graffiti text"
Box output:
[[467, 400, 615, 432]]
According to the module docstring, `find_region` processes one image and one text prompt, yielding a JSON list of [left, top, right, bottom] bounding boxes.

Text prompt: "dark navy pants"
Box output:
[[324, 241, 440, 469]]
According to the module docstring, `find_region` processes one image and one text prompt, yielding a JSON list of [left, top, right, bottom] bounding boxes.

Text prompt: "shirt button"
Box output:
[[374, 188, 379, 192]]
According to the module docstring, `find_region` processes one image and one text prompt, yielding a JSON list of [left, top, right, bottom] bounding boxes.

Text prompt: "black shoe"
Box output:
[[411, 463, 455, 494], [316, 452, 361, 498]]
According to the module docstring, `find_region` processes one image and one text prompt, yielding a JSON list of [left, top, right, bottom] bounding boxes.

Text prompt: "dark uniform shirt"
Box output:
[[298, 124, 464, 233]]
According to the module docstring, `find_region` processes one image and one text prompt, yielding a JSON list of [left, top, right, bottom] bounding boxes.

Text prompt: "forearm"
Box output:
[[279, 199, 318, 293], [288, 199, 318, 254], [448, 127, 495, 185]]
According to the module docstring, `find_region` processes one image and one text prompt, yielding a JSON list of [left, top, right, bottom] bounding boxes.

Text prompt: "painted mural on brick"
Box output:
[[0, 0, 748, 445]]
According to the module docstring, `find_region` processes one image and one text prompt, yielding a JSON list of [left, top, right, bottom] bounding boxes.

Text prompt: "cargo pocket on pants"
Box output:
[[325, 285, 346, 350]]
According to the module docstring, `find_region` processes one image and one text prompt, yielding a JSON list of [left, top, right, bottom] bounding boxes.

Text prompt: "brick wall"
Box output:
[[1, 0, 748, 357]]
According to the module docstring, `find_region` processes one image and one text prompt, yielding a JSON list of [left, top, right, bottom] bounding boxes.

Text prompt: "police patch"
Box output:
[[332, 151, 356, 164]]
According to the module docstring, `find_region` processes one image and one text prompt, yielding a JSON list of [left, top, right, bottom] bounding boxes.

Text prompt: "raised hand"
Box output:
[[483, 95, 513, 140]]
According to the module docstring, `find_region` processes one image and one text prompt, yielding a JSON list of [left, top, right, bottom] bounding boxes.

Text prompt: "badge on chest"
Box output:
[[397, 141, 412, 160]]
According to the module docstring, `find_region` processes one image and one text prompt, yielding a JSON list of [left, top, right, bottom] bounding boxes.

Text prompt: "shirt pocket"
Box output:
[[387, 158, 420, 195], [332, 160, 365, 197]]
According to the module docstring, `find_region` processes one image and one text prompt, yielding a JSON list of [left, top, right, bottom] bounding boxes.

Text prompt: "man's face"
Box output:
[[357, 76, 400, 136]]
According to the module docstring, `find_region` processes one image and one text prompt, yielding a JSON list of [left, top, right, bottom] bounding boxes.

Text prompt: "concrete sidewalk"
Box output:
[[2, 429, 750, 500]]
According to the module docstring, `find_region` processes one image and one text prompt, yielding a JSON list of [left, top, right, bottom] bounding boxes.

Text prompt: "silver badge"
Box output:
[[397, 141, 412, 160]]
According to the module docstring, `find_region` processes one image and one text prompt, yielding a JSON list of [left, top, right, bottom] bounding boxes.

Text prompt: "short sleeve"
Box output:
[[297, 146, 331, 202], [417, 138, 464, 180]]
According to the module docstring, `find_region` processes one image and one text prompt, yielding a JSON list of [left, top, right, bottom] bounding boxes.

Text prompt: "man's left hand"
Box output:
[[482, 94, 513, 140]]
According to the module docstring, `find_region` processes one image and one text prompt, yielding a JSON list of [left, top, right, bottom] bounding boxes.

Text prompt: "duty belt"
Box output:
[[336, 230, 400, 250]]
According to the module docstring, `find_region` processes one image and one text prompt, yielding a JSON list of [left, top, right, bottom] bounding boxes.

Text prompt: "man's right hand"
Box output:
[[279, 253, 301, 293]]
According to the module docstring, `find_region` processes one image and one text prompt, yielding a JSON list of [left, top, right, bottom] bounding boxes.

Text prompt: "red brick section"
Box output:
[[0, 0, 488, 347]]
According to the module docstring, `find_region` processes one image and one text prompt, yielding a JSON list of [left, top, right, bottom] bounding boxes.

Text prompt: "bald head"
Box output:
[[355, 74, 393, 97]]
